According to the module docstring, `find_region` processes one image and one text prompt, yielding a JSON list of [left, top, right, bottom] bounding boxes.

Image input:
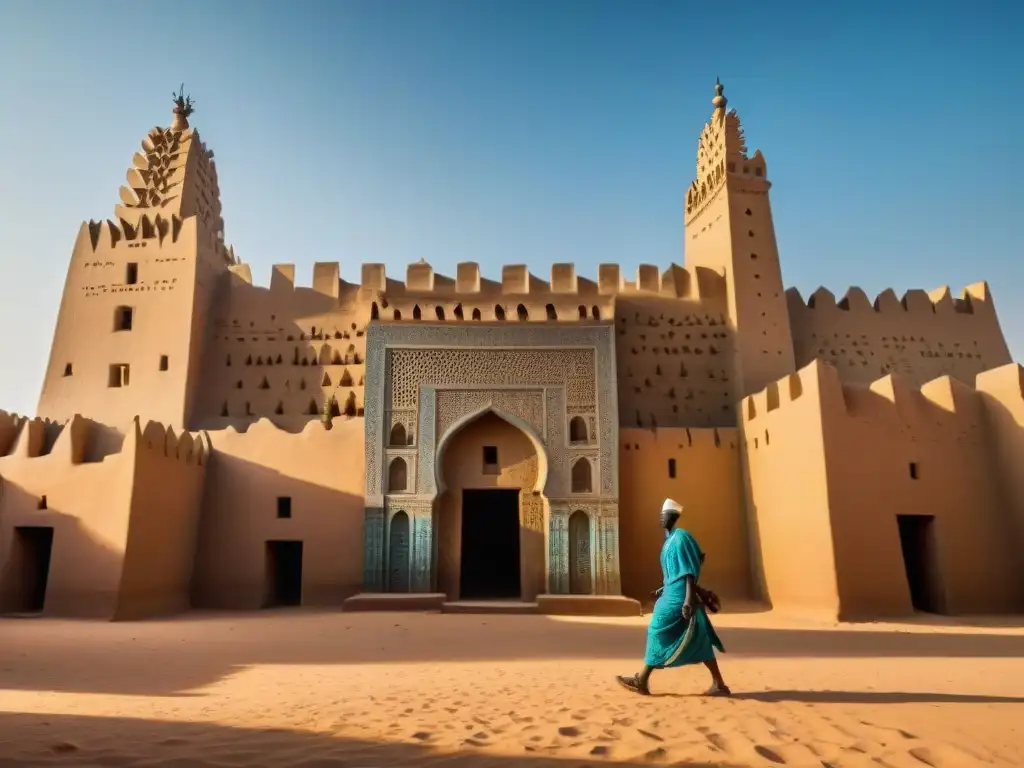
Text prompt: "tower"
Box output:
[[683, 79, 796, 398], [37, 87, 232, 430]]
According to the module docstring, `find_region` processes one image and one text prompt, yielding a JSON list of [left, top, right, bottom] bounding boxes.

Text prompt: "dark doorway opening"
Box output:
[[7, 526, 54, 613], [896, 514, 941, 613], [460, 489, 521, 599], [264, 540, 303, 607]]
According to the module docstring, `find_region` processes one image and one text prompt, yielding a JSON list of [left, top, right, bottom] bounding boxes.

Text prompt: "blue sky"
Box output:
[[0, 0, 1020, 415]]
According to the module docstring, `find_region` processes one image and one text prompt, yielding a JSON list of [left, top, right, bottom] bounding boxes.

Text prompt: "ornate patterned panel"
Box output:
[[568, 509, 593, 595], [435, 389, 545, 444], [387, 511, 411, 592], [364, 322, 619, 501], [384, 496, 434, 593], [547, 505, 570, 594], [363, 507, 385, 591], [389, 348, 594, 409]]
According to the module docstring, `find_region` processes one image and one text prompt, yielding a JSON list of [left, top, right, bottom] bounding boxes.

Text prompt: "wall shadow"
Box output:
[[192, 448, 366, 609], [2, 611, 1024, 698], [0, 711, 744, 767], [658, 690, 1024, 705], [0, 480, 126, 619]]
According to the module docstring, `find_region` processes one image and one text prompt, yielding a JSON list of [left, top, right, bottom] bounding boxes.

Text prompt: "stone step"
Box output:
[[441, 600, 539, 615]]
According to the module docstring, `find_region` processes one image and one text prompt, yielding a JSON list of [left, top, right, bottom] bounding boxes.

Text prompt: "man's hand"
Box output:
[[650, 587, 664, 599], [682, 601, 693, 620]]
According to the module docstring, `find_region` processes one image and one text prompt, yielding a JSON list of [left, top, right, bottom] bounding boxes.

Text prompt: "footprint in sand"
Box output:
[[753, 744, 787, 764], [590, 745, 611, 756], [637, 728, 664, 742], [50, 743, 79, 754], [557, 725, 582, 738], [411, 731, 433, 741], [644, 746, 668, 762]]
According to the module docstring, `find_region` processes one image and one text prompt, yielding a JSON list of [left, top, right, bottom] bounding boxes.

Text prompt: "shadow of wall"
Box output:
[[192, 417, 366, 609], [0, 426, 134, 618], [618, 427, 750, 605]]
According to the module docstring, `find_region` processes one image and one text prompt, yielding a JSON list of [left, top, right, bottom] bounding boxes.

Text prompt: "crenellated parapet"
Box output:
[[788, 282, 996, 317], [135, 418, 209, 466], [743, 359, 1024, 426], [225, 260, 728, 302]]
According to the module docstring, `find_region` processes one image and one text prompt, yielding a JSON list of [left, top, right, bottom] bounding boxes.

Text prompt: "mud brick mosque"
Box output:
[[1, 81, 1022, 621]]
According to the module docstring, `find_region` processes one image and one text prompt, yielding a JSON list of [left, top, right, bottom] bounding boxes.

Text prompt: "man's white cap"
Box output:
[[662, 498, 683, 515]]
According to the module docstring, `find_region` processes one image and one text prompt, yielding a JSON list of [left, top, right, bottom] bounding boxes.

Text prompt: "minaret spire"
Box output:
[[712, 77, 728, 112], [171, 83, 196, 131]]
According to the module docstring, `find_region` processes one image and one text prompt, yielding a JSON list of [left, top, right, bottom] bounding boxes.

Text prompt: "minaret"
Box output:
[[37, 87, 230, 430], [682, 79, 796, 398]]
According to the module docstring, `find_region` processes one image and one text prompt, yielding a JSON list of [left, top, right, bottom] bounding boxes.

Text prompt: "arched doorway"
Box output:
[[436, 411, 546, 601]]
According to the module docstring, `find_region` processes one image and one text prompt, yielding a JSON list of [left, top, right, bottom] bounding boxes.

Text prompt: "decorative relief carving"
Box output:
[[520, 492, 545, 533], [364, 323, 619, 501], [388, 348, 595, 409], [363, 323, 620, 594], [435, 389, 545, 445], [385, 496, 433, 593], [387, 510, 411, 592], [363, 507, 384, 591], [412, 514, 432, 592], [568, 509, 593, 595], [544, 388, 568, 496], [547, 506, 569, 594]]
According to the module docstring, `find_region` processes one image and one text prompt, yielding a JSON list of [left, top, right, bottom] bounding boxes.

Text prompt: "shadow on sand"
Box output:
[[655, 689, 1024, 705], [1, 609, 1024, 697], [0, 710, 743, 767]]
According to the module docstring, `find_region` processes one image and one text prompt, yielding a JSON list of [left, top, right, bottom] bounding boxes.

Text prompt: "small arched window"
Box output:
[[570, 458, 592, 493], [517, 304, 529, 321], [389, 422, 407, 446], [388, 457, 408, 492], [495, 305, 506, 321], [412, 305, 422, 320], [545, 304, 557, 320], [569, 416, 588, 443]]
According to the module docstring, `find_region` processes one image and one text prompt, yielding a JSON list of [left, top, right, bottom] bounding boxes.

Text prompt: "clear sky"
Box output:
[[0, 0, 1020, 416]]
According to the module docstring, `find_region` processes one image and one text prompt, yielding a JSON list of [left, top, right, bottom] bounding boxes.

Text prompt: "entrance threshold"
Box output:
[[442, 600, 539, 615]]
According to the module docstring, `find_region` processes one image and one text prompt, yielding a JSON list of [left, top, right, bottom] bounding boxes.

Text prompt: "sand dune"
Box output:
[[0, 609, 1022, 766]]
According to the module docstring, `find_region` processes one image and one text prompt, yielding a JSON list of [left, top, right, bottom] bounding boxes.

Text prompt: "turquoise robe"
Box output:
[[644, 528, 724, 668]]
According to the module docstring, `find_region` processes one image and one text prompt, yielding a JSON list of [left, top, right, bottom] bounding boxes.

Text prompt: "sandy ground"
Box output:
[[0, 608, 1022, 767]]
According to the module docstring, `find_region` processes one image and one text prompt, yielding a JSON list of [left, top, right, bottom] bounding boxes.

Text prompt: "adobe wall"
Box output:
[[976, 365, 1024, 553], [614, 289, 736, 430], [618, 427, 749, 605], [819, 368, 1023, 618], [0, 412, 132, 618], [198, 261, 736, 434], [786, 284, 1012, 388], [191, 417, 366, 609], [744, 361, 1024, 620], [117, 422, 207, 619], [741, 364, 841, 618], [192, 264, 372, 430]]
